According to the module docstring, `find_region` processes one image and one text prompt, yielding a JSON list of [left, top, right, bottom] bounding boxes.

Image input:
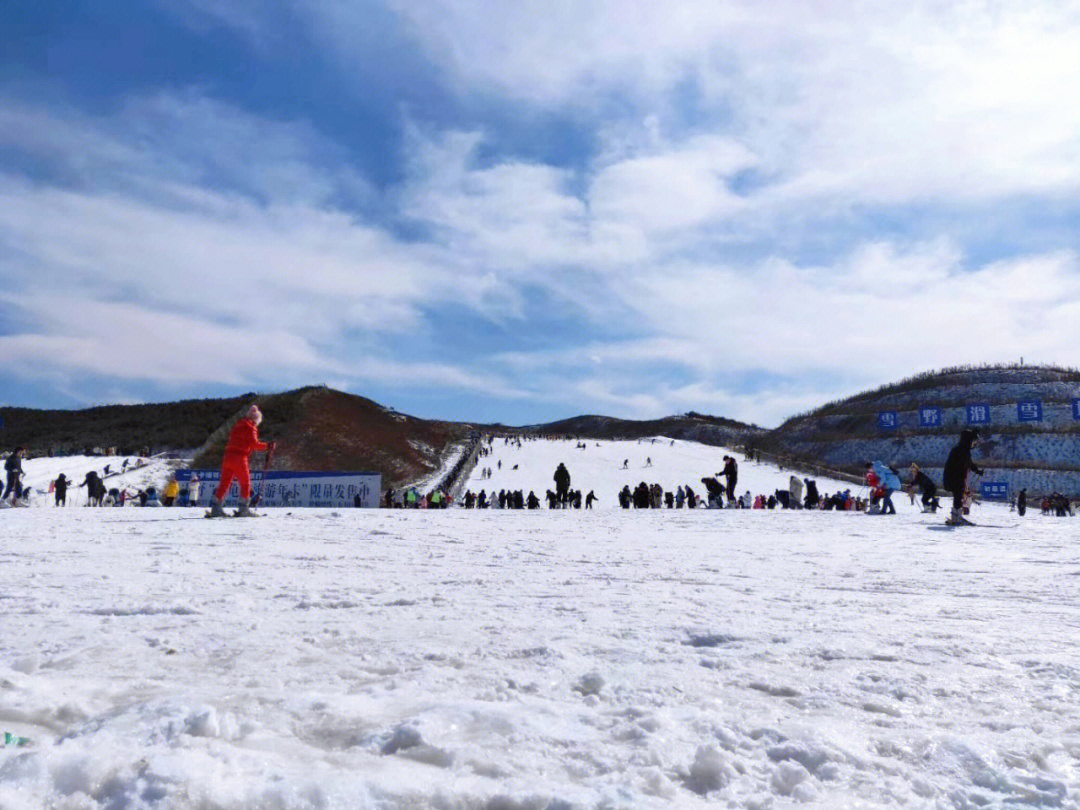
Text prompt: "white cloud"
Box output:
[[382, 1, 1080, 206], [0, 296, 333, 385], [589, 135, 756, 236], [0, 93, 373, 208]]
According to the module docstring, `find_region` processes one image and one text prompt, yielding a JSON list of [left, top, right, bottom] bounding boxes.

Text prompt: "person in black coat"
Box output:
[[4, 447, 26, 502], [1017, 488, 1027, 517], [54, 473, 69, 507], [553, 463, 571, 506], [908, 463, 938, 512], [81, 470, 106, 507], [719, 456, 738, 503], [943, 428, 982, 525]]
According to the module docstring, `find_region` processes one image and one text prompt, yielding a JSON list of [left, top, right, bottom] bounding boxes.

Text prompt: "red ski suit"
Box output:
[[214, 418, 268, 500]]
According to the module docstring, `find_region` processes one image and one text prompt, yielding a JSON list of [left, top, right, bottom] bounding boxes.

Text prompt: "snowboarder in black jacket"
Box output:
[[1017, 488, 1027, 517], [943, 429, 982, 525]]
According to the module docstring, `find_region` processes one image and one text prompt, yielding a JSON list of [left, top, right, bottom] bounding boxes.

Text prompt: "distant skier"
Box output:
[[585, 490, 597, 509], [188, 475, 201, 506], [943, 428, 982, 526], [871, 462, 900, 515], [54, 474, 68, 507], [208, 404, 274, 518], [719, 456, 738, 503], [908, 463, 938, 512], [554, 462, 571, 506], [622, 459, 629, 470], [81, 470, 106, 506], [4, 447, 26, 503], [788, 475, 804, 510], [163, 477, 179, 507], [1017, 487, 1027, 517]]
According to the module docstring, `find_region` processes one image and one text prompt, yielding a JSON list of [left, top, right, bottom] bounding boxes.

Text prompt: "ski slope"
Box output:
[[3, 435, 1075, 808], [13, 455, 179, 506], [0, 504, 1074, 808], [463, 436, 866, 508]]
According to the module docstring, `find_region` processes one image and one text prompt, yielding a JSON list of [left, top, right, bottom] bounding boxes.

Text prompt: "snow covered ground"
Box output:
[[463, 437, 861, 508], [11, 455, 179, 507], [2, 441, 1079, 809]]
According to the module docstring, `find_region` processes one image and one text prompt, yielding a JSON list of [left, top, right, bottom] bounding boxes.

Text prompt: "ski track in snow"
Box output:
[[1, 440, 1079, 809]]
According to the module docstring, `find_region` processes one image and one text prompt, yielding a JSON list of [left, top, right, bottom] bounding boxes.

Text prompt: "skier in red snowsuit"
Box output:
[[209, 404, 274, 517]]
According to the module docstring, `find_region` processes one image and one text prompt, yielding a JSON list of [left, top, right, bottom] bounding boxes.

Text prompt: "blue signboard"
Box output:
[[1017, 400, 1043, 422], [966, 404, 991, 425], [918, 407, 942, 428], [1073, 398, 1080, 420], [877, 411, 899, 429], [981, 481, 1009, 500], [176, 470, 381, 507]]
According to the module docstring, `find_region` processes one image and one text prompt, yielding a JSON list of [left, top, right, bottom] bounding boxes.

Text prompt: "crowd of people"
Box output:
[[1, 446, 166, 507], [5, 425, 1080, 519]]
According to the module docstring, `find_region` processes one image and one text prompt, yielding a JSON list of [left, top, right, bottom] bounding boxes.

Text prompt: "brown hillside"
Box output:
[[191, 386, 471, 489]]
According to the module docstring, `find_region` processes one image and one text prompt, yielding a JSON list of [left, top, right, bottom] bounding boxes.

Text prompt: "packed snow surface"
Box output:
[[2, 441, 1079, 809]]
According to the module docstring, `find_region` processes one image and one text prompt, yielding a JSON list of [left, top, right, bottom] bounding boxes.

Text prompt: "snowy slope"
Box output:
[[0, 503, 1075, 809], [463, 436, 869, 508], [14, 455, 179, 505]]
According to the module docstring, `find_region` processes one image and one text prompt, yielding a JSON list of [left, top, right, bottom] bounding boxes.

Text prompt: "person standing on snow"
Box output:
[[943, 428, 982, 526], [719, 456, 738, 504], [54, 473, 69, 507], [163, 477, 180, 506], [4, 447, 26, 503], [788, 475, 804, 510], [208, 404, 275, 518], [553, 462, 571, 507], [188, 474, 201, 507], [872, 461, 900, 515]]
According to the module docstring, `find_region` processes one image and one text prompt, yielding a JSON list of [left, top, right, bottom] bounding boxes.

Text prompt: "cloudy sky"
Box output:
[[3, 2, 1080, 426]]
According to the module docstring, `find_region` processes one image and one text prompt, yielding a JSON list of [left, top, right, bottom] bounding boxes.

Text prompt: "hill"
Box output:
[[0, 395, 256, 455], [189, 387, 473, 490], [764, 364, 1080, 496], [515, 412, 764, 448]]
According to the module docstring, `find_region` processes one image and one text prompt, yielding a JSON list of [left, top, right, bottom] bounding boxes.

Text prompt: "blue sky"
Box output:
[[3, 1, 1080, 427]]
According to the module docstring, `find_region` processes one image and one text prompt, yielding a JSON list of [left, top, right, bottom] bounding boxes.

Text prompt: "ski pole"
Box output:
[[250, 442, 276, 507]]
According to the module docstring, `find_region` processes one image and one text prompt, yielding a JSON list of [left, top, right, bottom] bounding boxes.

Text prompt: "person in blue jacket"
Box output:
[[872, 461, 901, 515]]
